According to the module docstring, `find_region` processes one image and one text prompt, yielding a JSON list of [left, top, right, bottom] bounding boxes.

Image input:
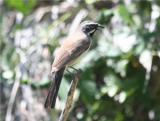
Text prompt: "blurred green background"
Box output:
[[0, 0, 160, 121]]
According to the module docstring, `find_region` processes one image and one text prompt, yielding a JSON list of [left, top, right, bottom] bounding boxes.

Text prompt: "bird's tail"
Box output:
[[44, 67, 65, 108]]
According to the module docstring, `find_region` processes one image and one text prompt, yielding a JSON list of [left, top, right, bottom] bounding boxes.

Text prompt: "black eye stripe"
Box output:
[[90, 25, 98, 29], [86, 26, 92, 31], [82, 24, 98, 36]]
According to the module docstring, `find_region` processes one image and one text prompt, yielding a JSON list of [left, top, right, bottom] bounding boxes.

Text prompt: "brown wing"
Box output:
[[52, 48, 71, 70], [52, 32, 90, 70]]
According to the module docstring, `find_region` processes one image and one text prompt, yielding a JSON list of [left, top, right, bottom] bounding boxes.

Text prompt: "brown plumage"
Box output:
[[44, 21, 103, 108]]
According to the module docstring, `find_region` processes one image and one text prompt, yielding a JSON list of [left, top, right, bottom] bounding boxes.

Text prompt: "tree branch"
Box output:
[[59, 70, 81, 121], [5, 66, 22, 121]]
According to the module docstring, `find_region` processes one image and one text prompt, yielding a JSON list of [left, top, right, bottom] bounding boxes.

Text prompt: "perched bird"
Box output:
[[44, 21, 104, 108]]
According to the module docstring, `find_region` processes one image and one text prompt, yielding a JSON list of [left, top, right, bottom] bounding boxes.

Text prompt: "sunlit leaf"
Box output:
[[117, 5, 133, 25], [2, 70, 14, 79], [5, 0, 37, 14]]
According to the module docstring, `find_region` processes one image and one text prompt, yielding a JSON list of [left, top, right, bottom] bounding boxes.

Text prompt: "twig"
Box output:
[[59, 70, 81, 121], [5, 79, 20, 121], [5, 66, 22, 121]]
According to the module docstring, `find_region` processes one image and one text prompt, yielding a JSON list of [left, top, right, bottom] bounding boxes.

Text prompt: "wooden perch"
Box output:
[[59, 70, 81, 121]]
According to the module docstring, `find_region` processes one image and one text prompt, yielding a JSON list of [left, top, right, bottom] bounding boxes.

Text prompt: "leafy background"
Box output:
[[0, 0, 160, 121]]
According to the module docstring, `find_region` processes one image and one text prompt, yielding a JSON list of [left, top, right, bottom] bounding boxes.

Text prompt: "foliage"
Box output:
[[0, 0, 160, 121]]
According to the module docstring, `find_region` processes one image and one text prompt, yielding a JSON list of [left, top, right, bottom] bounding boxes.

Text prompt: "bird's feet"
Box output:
[[69, 66, 82, 74], [66, 66, 82, 78]]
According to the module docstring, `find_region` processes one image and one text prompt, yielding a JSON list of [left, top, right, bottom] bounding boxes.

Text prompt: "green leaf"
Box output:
[[136, 1, 152, 21], [117, 5, 133, 25], [98, 10, 114, 24], [80, 80, 98, 104], [5, 0, 37, 14]]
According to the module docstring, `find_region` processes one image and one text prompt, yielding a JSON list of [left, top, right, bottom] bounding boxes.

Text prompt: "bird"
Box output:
[[44, 21, 104, 108]]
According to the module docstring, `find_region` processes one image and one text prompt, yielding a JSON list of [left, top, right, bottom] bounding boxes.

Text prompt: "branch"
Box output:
[[59, 70, 81, 121], [5, 66, 22, 121]]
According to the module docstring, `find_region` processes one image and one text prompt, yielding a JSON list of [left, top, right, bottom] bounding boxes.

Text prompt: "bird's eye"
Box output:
[[82, 25, 97, 36], [85, 26, 90, 31], [90, 26, 94, 29]]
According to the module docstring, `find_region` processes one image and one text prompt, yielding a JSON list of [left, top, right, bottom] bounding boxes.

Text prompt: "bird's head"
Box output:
[[81, 21, 104, 37]]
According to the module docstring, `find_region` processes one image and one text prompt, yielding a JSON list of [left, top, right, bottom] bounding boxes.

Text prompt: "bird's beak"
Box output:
[[96, 24, 104, 31], [97, 24, 104, 28]]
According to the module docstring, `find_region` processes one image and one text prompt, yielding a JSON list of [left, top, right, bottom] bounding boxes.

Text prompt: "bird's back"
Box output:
[[52, 30, 91, 71]]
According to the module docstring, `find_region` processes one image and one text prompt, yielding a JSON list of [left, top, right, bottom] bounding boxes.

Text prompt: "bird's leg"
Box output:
[[66, 69, 73, 76], [66, 68, 75, 79], [66, 67, 82, 80], [69, 66, 82, 74]]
